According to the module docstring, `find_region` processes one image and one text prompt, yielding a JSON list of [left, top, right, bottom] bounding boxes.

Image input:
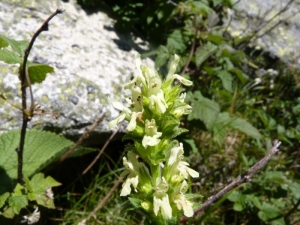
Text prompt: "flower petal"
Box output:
[[173, 74, 193, 86]]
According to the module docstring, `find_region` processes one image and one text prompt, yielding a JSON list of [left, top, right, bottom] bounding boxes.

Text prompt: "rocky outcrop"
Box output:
[[0, 0, 152, 143]]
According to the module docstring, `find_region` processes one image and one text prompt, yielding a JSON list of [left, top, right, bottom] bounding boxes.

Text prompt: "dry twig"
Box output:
[[59, 113, 106, 163], [180, 140, 281, 223]]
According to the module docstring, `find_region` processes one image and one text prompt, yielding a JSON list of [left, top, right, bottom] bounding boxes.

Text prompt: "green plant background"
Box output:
[[0, 0, 299, 224]]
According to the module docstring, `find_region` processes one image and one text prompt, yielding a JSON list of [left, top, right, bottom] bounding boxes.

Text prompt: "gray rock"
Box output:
[[0, 0, 152, 143], [228, 0, 300, 68]]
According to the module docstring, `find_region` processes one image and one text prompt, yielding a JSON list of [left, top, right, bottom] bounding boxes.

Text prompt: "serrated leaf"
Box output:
[[27, 64, 54, 84], [24, 176, 33, 193], [170, 128, 188, 138], [217, 70, 233, 92], [212, 121, 227, 145], [154, 46, 169, 68], [2, 207, 14, 218], [12, 183, 25, 196], [187, 91, 220, 130], [167, 30, 186, 52], [214, 112, 261, 139], [0, 130, 75, 193], [0, 34, 29, 56], [0, 49, 22, 64], [30, 173, 61, 193], [0, 193, 10, 208], [8, 195, 27, 214], [228, 115, 261, 139], [195, 42, 218, 67], [258, 203, 282, 221], [288, 182, 300, 199]]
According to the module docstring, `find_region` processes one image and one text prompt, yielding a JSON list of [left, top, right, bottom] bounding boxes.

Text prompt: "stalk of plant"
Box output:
[[109, 55, 200, 224]]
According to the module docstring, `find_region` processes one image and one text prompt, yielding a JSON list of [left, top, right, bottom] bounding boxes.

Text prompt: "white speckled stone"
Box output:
[[0, 0, 153, 139], [228, 0, 300, 68]]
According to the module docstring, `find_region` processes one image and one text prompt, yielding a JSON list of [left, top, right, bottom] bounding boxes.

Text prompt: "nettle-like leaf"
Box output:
[[0, 49, 22, 64], [0, 193, 9, 208], [9, 184, 28, 215], [258, 203, 283, 223], [195, 42, 218, 67], [187, 91, 220, 130], [25, 173, 61, 208], [167, 30, 186, 52], [212, 112, 261, 142], [0, 34, 53, 84], [2, 207, 14, 219], [0, 34, 29, 57], [217, 70, 233, 92], [27, 63, 54, 84], [0, 130, 94, 193]]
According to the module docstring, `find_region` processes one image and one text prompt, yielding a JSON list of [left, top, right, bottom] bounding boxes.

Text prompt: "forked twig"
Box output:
[[59, 113, 106, 163], [82, 124, 120, 174], [180, 140, 281, 223]]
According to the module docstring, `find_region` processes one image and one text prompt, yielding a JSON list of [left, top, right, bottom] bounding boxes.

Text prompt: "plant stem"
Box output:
[[17, 9, 64, 184]]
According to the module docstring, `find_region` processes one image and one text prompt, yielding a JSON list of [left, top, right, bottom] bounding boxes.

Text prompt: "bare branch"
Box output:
[[59, 113, 106, 163], [180, 140, 281, 223], [82, 124, 120, 175]]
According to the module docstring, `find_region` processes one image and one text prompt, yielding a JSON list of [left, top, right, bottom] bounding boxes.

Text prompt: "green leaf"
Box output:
[[0, 37, 9, 48], [27, 173, 60, 208], [212, 112, 261, 141], [228, 115, 261, 139], [2, 207, 14, 218], [227, 190, 243, 202], [30, 173, 61, 192], [27, 64, 54, 84], [229, 68, 248, 84], [187, 91, 220, 130], [195, 42, 218, 67], [0, 34, 29, 56], [190, 1, 213, 15], [183, 139, 199, 153], [12, 183, 25, 196], [288, 182, 300, 199], [167, 30, 186, 52], [0, 49, 22, 64], [154, 45, 169, 68], [206, 34, 225, 45], [0, 130, 85, 193], [233, 202, 243, 211], [217, 70, 233, 92], [170, 127, 188, 138], [212, 0, 223, 6], [8, 195, 27, 214], [0, 193, 10, 208], [258, 203, 283, 222], [128, 197, 142, 208]]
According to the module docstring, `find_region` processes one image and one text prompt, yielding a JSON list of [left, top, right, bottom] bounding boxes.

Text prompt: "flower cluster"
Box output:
[[109, 55, 199, 223]]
